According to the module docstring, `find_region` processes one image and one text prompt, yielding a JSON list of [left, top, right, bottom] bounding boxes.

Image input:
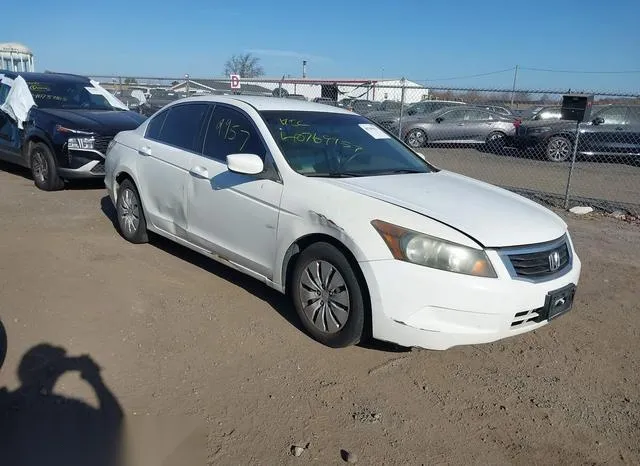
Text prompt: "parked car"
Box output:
[[366, 100, 467, 131], [515, 105, 640, 162], [136, 90, 190, 117], [312, 97, 337, 106], [350, 99, 378, 114], [0, 71, 146, 190], [105, 95, 581, 350], [400, 106, 518, 148]]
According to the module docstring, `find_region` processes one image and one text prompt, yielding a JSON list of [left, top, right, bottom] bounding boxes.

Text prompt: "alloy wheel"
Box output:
[[32, 150, 48, 183], [406, 129, 426, 148], [547, 137, 572, 162], [119, 188, 140, 235], [298, 260, 350, 333]]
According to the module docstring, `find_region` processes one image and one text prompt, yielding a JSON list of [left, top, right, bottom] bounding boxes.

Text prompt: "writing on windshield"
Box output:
[[27, 81, 114, 110]]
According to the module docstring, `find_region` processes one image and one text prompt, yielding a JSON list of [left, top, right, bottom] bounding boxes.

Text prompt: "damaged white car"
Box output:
[[105, 96, 581, 350]]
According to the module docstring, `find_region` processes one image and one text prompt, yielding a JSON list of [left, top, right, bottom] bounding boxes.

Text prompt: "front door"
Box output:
[[186, 104, 283, 279], [136, 103, 209, 237], [432, 108, 469, 142], [582, 106, 631, 154]]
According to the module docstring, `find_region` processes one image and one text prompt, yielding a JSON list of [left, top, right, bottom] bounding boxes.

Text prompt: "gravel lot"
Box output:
[[419, 147, 640, 214], [0, 162, 639, 465]]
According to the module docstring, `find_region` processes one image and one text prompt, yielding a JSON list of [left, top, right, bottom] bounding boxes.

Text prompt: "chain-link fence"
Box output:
[[90, 74, 640, 216]]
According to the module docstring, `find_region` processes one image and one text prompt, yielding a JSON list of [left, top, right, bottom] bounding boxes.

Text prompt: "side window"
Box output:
[[145, 110, 168, 140], [443, 109, 466, 121], [596, 107, 629, 125], [464, 110, 490, 120], [202, 106, 266, 162], [0, 83, 10, 105], [627, 107, 640, 124], [155, 104, 208, 151]]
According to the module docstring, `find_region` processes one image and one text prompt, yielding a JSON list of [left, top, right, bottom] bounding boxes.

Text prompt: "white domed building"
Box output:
[[0, 42, 35, 72]]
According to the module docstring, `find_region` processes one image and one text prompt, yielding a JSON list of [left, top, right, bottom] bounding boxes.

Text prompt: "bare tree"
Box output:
[[224, 53, 265, 78]]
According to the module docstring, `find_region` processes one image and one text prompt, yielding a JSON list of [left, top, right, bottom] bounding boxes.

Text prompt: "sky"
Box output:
[[3, 0, 640, 93]]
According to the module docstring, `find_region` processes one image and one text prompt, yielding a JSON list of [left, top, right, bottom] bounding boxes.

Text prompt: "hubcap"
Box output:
[[298, 260, 350, 333], [32, 150, 47, 183], [119, 188, 140, 235], [548, 138, 571, 161], [407, 130, 425, 148]]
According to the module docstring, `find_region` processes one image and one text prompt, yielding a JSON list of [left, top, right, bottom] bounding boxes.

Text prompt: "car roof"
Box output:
[[0, 70, 90, 84], [174, 95, 354, 114]]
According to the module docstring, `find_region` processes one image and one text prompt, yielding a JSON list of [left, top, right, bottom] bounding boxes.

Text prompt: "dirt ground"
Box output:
[[0, 163, 639, 465]]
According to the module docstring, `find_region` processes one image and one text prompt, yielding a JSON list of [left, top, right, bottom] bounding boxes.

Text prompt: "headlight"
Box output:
[[68, 137, 95, 150], [371, 220, 497, 278]]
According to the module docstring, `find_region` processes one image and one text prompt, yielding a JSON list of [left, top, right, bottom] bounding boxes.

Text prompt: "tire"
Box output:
[[30, 142, 64, 191], [546, 136, 573, 162], [291, 242, 365, 348], [485, 131, 507, 151], [405, 128, 427, 148], [116, 179, 148, 244]]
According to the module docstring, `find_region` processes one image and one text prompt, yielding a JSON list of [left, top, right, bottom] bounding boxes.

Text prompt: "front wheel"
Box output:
[[116, 179, 148, 244], [546, 136, 573, 162], [30, 142, 64, 191], [405, 128, 427, 148], [291, 242, 365, 348], [485, 131, 507, 151]]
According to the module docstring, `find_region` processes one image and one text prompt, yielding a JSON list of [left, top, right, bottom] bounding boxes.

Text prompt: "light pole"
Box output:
[[185, 74, 190, 95], [302, 60, 307, 78]]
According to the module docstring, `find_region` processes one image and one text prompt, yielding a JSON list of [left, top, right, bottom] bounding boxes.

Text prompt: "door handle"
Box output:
[[138, 146, 152, 156], [189, 166, 209, 179]]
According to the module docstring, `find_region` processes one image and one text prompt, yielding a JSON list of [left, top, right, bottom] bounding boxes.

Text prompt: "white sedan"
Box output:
[[105, 96, 581, 350]]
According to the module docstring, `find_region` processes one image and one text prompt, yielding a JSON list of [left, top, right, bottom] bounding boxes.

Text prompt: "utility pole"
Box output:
[[510, 65, 519, 108], [302, 60, 307, 78], [185, 74, 190, 95]]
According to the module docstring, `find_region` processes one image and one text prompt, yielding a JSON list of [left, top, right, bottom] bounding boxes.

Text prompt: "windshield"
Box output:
[[27, 80, 117, 110], [261, 111, 434, 177]]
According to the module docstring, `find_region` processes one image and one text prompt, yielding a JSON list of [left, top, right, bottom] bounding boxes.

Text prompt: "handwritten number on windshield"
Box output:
[[216, 118, 250, 152], [280, 131, 363, 153]]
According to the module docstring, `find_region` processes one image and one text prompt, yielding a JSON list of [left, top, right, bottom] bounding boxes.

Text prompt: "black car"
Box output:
[[0, 71, 146, 190], [136, 89, 189, 117], [515, 105, 640, 162]]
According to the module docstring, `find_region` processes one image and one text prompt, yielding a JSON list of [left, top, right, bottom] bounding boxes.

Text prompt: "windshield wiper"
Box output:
[[304, 172, 363, 178], [369, 169, 426, 175]]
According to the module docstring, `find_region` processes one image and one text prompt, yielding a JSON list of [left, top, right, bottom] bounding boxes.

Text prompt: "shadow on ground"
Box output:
[[99, 196, 410, 353], [0, 319, 123, 466]]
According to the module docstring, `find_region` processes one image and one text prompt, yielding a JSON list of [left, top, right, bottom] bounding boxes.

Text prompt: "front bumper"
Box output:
[[57, 149, 106, 179], [359, 249, 581, 350]]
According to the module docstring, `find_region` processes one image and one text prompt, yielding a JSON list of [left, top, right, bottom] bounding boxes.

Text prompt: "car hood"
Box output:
[[322, 171, 566, 248], [36, 108, 146, 134]]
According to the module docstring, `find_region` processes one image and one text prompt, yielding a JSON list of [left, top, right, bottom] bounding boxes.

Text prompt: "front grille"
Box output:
[[91, 161, 105, 173], [499, 235, 572, 281], [94, 135, 115, 155]]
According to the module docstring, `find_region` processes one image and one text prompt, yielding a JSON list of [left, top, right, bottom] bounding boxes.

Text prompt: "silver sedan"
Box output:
[[399, 107, 518, 149]]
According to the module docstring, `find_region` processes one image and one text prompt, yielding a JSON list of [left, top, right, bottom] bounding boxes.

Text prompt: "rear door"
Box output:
[[430, 108, 468, 142], [136, 103, 209, 237], [463, 109, 496, 142]]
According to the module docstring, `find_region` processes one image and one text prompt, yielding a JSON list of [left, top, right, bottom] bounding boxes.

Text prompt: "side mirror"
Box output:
[[592, 116, 605, 125], [435, 117, 444, 123], [226, 153, 264, 175]]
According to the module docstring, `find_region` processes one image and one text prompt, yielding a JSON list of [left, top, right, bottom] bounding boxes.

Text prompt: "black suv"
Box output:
[[0, 71, 146, 190], [515, 105, 640, 162]]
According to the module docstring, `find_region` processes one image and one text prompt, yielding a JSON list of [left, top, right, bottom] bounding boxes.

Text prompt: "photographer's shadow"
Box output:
[[0, 332, 123, 466]]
